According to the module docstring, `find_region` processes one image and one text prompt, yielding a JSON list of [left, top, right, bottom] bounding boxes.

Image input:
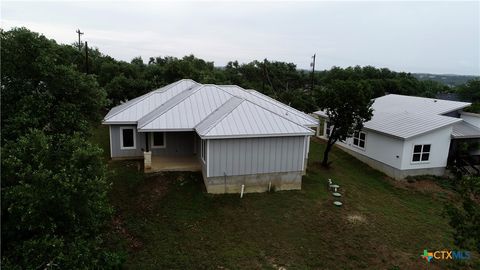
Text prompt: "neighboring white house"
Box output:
[[103, 79, 318, 193], [314, 94, 480, 179]]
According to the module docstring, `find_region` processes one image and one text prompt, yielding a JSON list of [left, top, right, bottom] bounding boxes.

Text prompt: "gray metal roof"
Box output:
[[314, 94, 471, 139], [104, 79, 316, 138], [452, 121, 480, 139], [218, 85, 318, 127], [104, 79, 200, 123], [364, 112, 461, 139], [372, 94, 471, 115], [138, 85, 234, 131], [137, 84, 203, 128], [196, 98, 314, 139], [195, 97, 244, 135]]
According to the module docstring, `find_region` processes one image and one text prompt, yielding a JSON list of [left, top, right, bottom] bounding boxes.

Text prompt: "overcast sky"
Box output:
[[2, 1, 479, 75]]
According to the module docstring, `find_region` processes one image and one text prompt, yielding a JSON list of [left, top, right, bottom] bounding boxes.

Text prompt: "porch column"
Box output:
[[144, 132, 152, 170]]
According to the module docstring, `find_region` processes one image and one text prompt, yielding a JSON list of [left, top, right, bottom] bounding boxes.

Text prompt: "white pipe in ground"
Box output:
[[240, 184, 245, 198], [268, 181, 272, 192]]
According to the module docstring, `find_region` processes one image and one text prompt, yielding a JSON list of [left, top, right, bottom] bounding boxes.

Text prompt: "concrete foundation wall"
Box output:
[[203, 171, 303, 194], [337, 143, 445, 179]]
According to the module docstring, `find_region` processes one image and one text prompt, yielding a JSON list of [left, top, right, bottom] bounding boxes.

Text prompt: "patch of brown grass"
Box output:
[[391, 178, 456, 201], [112, 215, 143, 252]]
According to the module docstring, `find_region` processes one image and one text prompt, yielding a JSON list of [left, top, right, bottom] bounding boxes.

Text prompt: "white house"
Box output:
[[103, 79, 318, 193], [314, 94, 480, 179]]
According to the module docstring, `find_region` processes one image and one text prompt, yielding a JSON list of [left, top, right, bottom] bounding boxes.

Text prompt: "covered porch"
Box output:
[[140, 130, 202, 173], [146, 155, 201, 172], [448, 121, 480, 175]]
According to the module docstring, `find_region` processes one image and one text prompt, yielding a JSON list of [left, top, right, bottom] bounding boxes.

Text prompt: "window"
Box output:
[[120, 127, 136, 149], [201, 139, 207, 162], [151, 132, 166, 148], [412, 144, 431, 162], [325, 121, 332, 138], [353, 131, 366, 149]]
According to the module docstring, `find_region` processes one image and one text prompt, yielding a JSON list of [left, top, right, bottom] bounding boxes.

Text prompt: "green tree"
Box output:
[[317, 80, 373, 166], [1, 28, 106, 142], [1, 27, 120, 268], [445, 176, 480, 253], [1, 131, 121, 268], [456, 79, 480, 102]]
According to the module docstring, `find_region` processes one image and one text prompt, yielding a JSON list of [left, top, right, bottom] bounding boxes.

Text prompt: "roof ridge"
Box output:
[[240, 99, 314, 133], [138, 84, 205, 128], [220, 85, 317, 124], [457, 120, 480, 129], [195, 97, 244, 135], [104, 79, 199, 120], [217, 85, 320, 127], [204, 84, 238, 97], [246, 89, 318, 124]]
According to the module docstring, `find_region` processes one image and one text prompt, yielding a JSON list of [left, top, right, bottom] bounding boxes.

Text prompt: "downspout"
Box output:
[[224, 172, 227, 193]]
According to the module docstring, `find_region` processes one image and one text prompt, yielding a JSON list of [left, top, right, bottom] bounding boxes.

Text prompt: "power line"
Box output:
[[85, 41, 89, 74], [310, 53, 316, 92]]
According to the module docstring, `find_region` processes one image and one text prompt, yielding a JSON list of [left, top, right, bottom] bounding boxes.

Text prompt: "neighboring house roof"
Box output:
[[103, 79, 316, 138], [314, 94, 471, 139], [372, 94, 471, 115], [364, 111, 461, 139], [452, 121, 480, 139]]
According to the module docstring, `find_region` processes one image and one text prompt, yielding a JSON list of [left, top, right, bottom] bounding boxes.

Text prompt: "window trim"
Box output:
[[352, 131, 366, 150], [120, 127, 136, 150], [150, 132, 166, 149], [325, 121, 332, 138], [411, 144, 431, 164]]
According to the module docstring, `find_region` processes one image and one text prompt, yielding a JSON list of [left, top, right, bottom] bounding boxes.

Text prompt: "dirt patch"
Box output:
[[391, 178, 456, 199], [112, 215, 143, 252], [346, 213, 367, 224], [135, 173, 172, 212]]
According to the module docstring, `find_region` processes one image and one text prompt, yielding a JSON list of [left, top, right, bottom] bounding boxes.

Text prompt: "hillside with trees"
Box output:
[[413, 73, 479, 87]]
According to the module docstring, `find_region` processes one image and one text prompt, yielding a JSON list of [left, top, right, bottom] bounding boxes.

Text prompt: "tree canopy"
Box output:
[[1, 27, 120, 268], [316, 80, 374, 166]]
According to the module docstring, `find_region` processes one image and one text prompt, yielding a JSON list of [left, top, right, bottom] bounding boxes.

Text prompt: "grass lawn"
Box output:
[[93, 125, 478, 269]]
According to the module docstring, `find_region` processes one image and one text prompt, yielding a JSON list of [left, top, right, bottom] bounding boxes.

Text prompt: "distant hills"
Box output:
[[412, 73, 479, 87]]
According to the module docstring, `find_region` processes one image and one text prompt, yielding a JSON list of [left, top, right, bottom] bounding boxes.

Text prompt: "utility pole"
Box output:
[[310, 54, 316, 92], [85, 41, 89, 74], [76, 29, 84, 51]]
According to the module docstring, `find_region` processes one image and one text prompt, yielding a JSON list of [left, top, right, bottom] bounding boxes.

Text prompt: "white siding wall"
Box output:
[[320, 120, 453, 171], [401, 126, 453, 170], [335, 131, 404, 169]]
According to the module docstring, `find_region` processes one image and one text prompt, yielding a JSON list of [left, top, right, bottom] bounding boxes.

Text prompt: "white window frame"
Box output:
[[120, 127, 136, 150], [325, 121, 332, 138], [201, 139, 206, 162], [352, 131, 366, 149], [411, 144, 431, 164], [150, 132, 166, 149]]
